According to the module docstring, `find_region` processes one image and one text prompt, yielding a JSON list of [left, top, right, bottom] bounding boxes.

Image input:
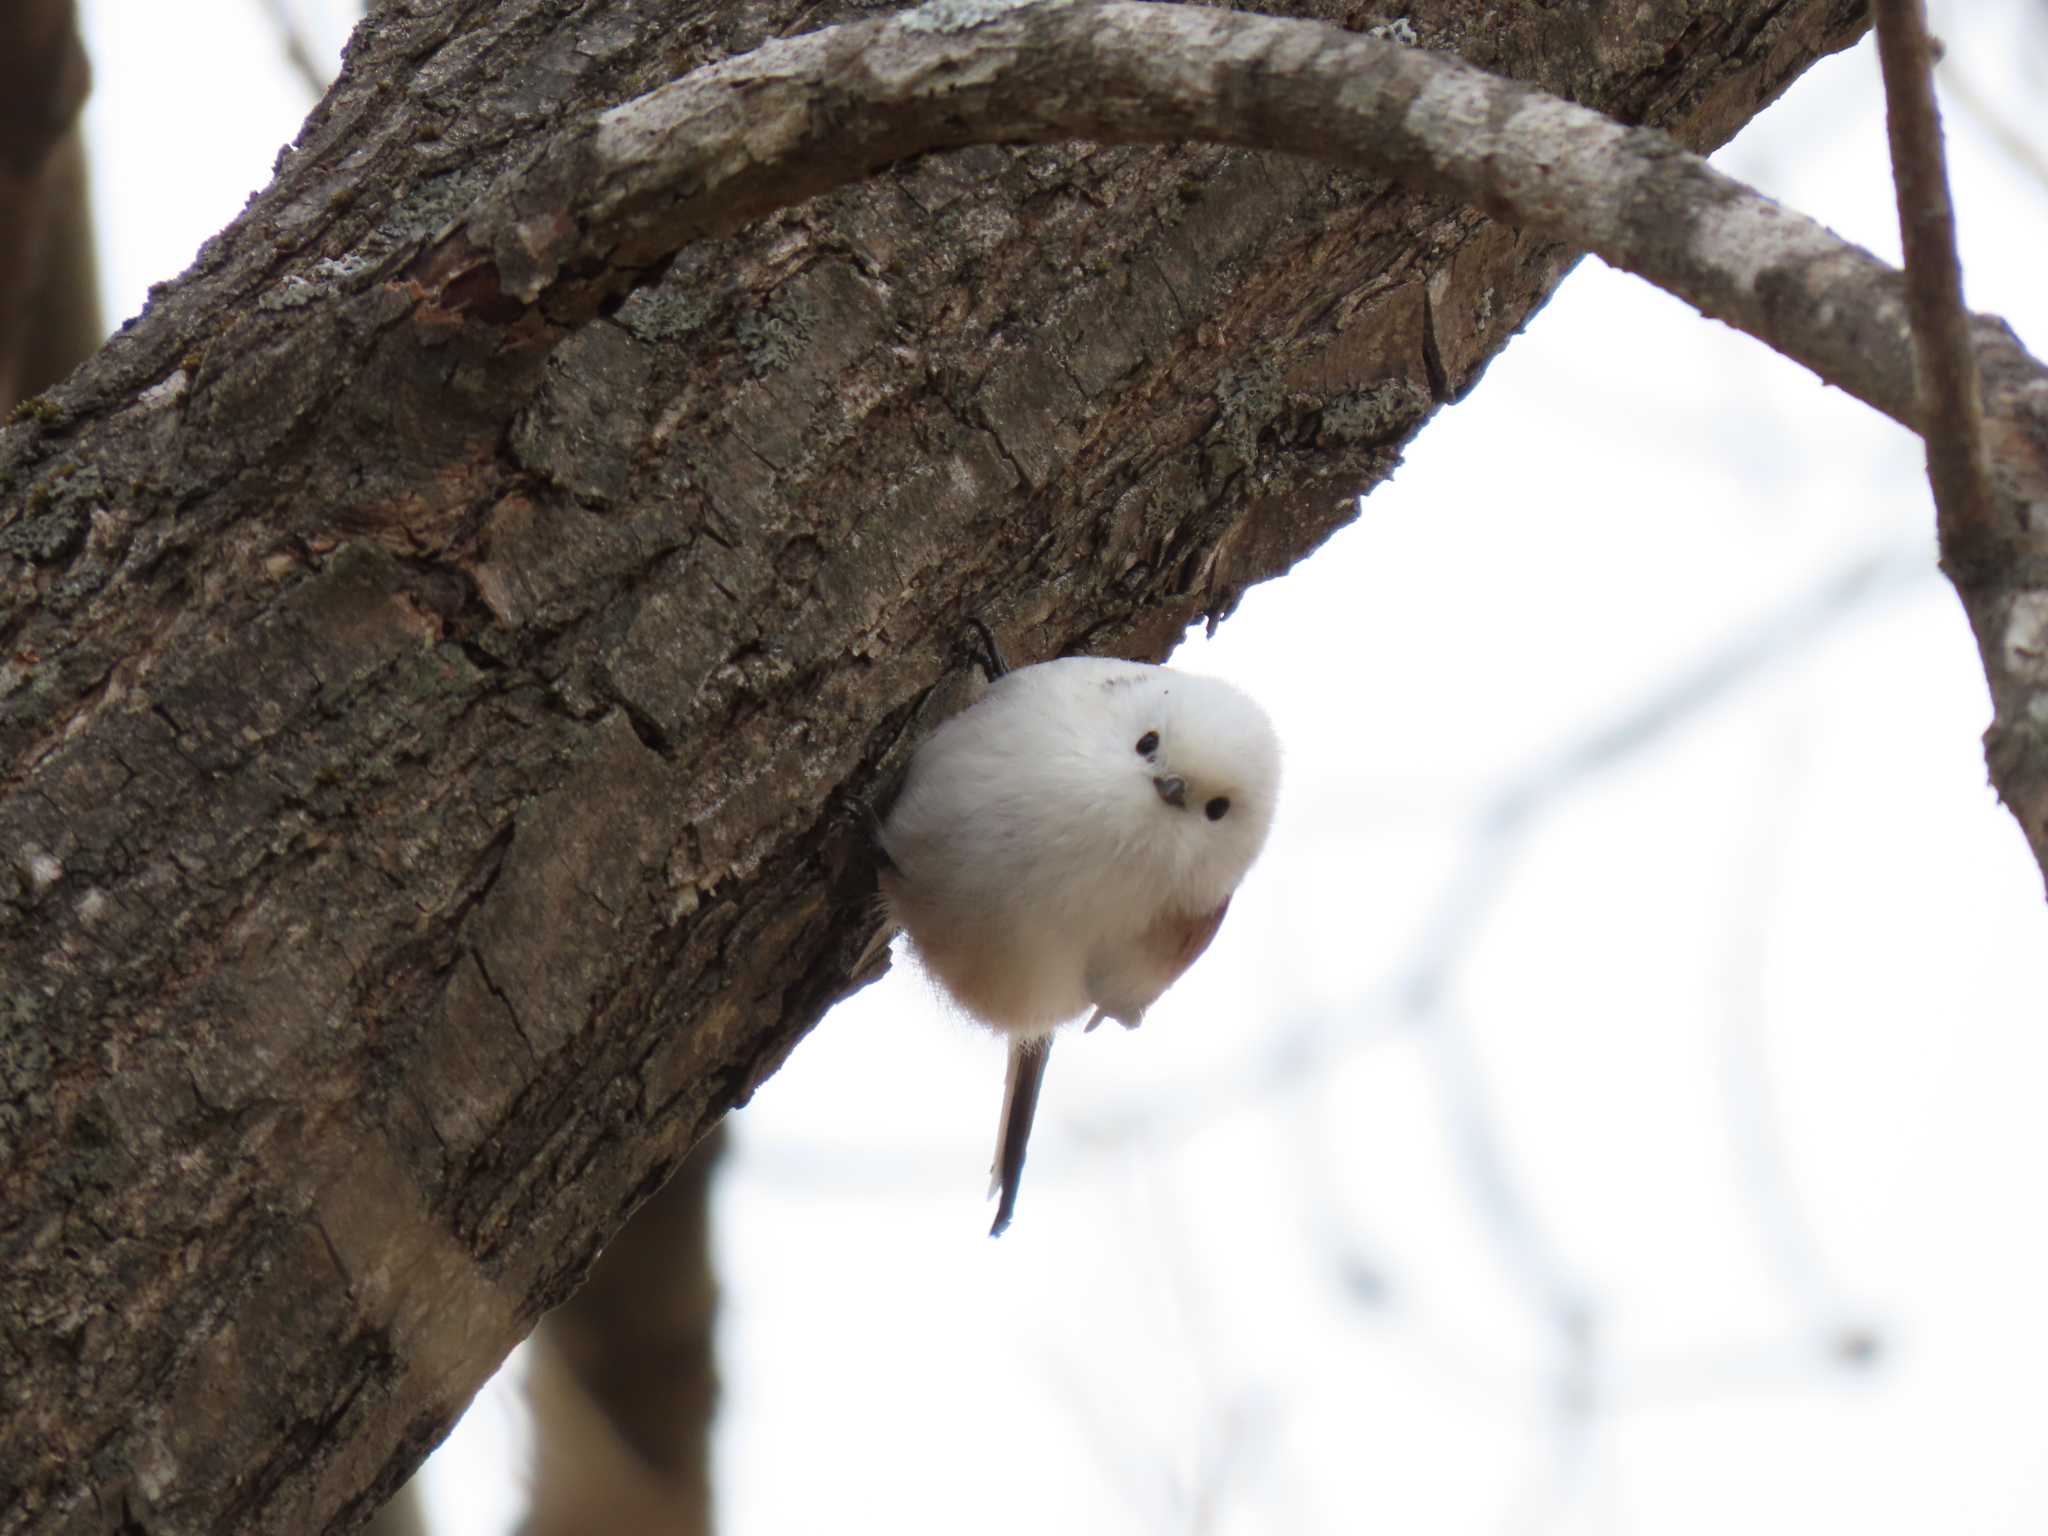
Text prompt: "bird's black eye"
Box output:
[[1135, 730, 1160, 757], [1204, 796, 1231, 821]]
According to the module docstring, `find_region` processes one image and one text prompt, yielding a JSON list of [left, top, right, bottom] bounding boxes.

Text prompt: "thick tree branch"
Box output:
[[1872, 0, 1996, 557], [407, 0, 2048, 869], [419, 0, 1983, 441]]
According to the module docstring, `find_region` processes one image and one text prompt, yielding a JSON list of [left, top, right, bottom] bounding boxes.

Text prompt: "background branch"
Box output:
[[0, 0, 94, 412], [1937, 61, 2048, 197], [255, 0, 339, 101]]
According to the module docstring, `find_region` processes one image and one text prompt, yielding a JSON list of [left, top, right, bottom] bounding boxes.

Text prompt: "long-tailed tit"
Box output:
[[873, 631, 1280, 1234]]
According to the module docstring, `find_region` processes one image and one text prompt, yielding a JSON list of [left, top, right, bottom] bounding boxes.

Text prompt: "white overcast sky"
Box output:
[[73, 2, 2048, 1532]]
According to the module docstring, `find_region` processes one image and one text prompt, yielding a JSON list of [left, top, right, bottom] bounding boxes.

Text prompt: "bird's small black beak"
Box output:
[[1153, 774, 1187, 809]]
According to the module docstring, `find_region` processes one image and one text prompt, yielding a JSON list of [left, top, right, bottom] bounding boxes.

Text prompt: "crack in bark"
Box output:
[[468, 943, 540, 1064]]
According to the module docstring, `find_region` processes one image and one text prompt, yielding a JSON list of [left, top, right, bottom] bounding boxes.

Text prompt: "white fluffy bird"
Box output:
[[875, 641, 1280, 1234]]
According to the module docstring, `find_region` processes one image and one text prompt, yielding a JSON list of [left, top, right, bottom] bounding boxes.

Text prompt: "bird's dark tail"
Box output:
[[989, 1035, 1050, 1237]]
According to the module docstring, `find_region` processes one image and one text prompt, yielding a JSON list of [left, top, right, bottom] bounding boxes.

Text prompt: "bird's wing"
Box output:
[[1084, 893, 1235, 1029], [1163, 893, 1232, 982], [988, 1034, 1052, 1237]]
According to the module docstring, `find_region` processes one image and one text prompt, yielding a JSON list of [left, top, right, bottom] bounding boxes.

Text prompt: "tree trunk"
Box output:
[[0, 0, 96, 412], [517, 1125, 723, 1536], [1, 3, 1866, 1533]]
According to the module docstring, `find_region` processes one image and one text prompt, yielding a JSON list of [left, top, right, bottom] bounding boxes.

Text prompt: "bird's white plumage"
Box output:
[[878, 656, 1280, 1034], [874, 654, 1280, 1234]]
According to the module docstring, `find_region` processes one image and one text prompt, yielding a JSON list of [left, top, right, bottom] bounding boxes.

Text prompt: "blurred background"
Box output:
[[50, 0, 2048, 1530]]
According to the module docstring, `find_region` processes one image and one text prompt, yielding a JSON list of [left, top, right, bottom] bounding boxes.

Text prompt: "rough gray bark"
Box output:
[[1, 3, 1870, 1533]]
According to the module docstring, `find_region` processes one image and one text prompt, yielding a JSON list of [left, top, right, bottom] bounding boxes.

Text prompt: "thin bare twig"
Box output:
[[255, 0, 335, 101], [1716, 723, 1877, 1354], [1873, 0, 1997, 558], [1938, 61, 2048, 199]]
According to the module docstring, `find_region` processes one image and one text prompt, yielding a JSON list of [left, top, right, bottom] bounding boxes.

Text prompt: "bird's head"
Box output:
[[1113, 668, 1281, 904]]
